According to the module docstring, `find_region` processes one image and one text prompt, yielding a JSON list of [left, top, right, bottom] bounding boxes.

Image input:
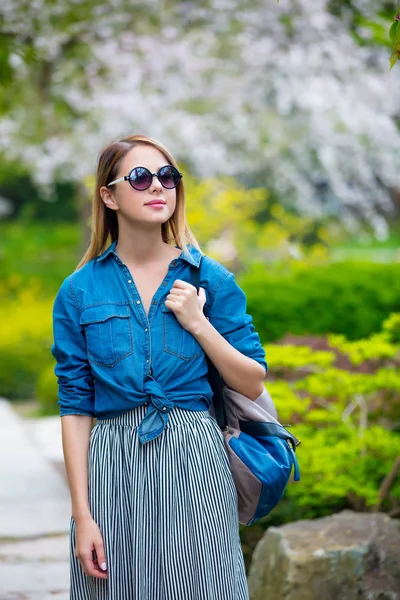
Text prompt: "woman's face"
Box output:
[[100, 144, 177, 225]]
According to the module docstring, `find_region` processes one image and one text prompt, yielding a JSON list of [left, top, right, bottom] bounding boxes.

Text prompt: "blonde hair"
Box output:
[[75, 134, 201, 271]]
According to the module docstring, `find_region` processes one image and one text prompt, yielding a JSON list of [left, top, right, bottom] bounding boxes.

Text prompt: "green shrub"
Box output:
[[327, 332, 399, 365], [274, 424, 400, 521], [265, 344, 335, 371], [0, 293, 53, 399], [382, 312, 400, 344], [36, 362, 59, 416], [260, 328, 400, 526], [241, 261, 400, 341], [0, 221, 80, 298]]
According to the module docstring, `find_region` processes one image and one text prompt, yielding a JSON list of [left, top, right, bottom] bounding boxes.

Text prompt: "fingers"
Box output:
[[170, 279, 190, 289], [168, 280, 196, 302], [166, 283, 206, 311], [74, 518, 108, 580], [93, 541, 108, 575], [76, 547, 108, 579]]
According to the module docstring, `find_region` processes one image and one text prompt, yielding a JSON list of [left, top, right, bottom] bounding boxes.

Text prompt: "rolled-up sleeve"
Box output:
[[51, 276, 95, 417], [208, 270, 268, 375]]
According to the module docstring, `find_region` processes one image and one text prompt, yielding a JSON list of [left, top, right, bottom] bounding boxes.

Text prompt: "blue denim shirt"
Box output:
[[51, 239, 268, 444]]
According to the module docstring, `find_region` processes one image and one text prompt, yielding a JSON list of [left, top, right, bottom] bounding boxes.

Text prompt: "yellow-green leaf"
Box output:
[[390, 50, 400, 70], [389, 20, 399, 44]]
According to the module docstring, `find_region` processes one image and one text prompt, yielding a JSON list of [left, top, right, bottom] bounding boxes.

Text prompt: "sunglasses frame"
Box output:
[[107, 165, 183, 191]]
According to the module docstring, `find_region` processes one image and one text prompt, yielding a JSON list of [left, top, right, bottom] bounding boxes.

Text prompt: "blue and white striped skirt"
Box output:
[[69, 404, 249, 599]]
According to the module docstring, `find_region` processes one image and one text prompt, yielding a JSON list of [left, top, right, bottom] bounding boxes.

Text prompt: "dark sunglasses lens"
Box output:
[[129, 167, 152, 190], [159, 166, 181, 189]]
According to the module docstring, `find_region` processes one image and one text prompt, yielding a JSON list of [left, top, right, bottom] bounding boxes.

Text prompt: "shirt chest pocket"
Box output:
[[80, 304, 134, 367], [161, 306, 204, 361]]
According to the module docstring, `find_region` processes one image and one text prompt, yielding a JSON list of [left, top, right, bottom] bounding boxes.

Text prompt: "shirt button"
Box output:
[[128, 279, 132, 284], [162, 407, 167, 411], [136, 300, 141, 304], [146, 359, 149, 363], [144, 328, 148, 332]]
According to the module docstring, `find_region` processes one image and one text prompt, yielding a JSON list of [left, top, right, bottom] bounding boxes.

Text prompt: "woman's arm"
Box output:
[[51, 278, 107, 578], [191, 317, 266, 400], [61, 414, 93, 522], [61, 414, 108, 579], [167, 271, 268, 401]]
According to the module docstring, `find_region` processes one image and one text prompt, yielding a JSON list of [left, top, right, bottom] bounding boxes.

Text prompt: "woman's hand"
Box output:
[[74, 516, 108, 579], [165, 280, 207, 334]]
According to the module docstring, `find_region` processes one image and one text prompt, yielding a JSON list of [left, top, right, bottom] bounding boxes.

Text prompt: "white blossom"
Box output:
[[1, 0, 399, 233]]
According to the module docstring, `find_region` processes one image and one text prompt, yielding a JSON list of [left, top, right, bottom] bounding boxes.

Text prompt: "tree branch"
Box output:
[[374, 455, 400, 512]]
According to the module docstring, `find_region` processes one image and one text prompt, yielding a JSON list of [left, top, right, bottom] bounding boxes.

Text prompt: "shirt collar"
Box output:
[[96, 239, 202, 268]]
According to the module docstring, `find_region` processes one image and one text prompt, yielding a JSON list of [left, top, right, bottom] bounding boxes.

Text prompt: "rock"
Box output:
[[247, 510, 400, 600]]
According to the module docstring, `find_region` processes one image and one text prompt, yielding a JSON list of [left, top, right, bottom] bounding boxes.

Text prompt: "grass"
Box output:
[[331, 228, 400, 263]]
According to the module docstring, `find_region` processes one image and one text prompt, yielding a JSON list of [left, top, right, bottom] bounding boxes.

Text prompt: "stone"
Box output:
[[247, 510, 400, 600]]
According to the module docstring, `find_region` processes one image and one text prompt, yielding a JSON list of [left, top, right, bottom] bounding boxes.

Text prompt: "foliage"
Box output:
[[264, 344, 335, 371], [241, 260, 400, 342], [382, 311, 400, 343], [36, 362, 59, 416], [294, 366, 400, 424], [389, 10, 400, 69], [327, 331, 399, 365], [0, 291, 52, 399], [280, 424, 400, 518], [0, 221, 80, 298], [259, 319, 400, 526], [265, 380, 311, 423], [183, 170, 330, 269]]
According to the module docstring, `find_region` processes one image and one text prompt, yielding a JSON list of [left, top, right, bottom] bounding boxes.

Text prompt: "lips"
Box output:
[[146, 200, 166, 205]]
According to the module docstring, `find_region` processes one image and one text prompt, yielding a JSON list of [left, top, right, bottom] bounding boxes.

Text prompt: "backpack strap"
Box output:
[[190, 257, 228, 431]]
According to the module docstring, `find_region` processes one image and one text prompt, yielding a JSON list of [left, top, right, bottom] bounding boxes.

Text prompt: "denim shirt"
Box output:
[[51, 239, 268, 444]]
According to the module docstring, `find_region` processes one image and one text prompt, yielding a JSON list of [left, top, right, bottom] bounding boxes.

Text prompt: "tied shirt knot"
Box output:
[[138, 377, 175, 444]]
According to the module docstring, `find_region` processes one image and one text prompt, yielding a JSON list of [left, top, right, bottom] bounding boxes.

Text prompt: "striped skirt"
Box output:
[[69, 404, 249, 600]]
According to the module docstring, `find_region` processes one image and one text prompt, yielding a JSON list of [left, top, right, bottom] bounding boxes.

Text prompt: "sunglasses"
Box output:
[[107, 165, 183, 191]]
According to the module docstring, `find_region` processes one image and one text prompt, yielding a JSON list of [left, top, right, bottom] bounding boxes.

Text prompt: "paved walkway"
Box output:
[[0, 399, 70, 599]]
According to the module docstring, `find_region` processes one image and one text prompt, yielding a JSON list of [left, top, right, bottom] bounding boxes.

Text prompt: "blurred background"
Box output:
[[1, 0, 400, 598]]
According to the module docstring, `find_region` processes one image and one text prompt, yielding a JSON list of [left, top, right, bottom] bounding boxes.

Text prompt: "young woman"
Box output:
[[51, 133, 268, 600]]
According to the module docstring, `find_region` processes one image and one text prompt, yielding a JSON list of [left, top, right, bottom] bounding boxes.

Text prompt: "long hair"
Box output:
[[75, 134, 201, 271]]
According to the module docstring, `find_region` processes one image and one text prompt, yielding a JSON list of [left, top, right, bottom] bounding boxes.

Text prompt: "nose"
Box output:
[[150, 174, 163, 190]]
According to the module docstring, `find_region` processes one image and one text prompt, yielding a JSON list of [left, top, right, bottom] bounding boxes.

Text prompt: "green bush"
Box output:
[[240, 261, 400, 342], [260, 322, 400, 524], [327, 331, 399, 365], [270, 424, 400, 522], [0, 293, 53, 400], [36, 362, 59, 416], [0, 221, 80, 298], [382, 312, 400, 344]]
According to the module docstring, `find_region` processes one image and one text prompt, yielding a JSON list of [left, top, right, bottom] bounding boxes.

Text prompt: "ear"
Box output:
[[99, 185, 119, 211]]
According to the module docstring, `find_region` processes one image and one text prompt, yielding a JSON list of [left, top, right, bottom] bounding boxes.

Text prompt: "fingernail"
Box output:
[[101, 562, 107, 571]]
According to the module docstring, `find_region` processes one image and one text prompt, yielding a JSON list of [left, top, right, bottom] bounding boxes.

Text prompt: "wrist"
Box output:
[[72, 509, 93, 523], [190, 314, 211, 337]]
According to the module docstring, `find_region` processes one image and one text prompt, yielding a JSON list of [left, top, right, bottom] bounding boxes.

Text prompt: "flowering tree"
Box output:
[[1, 0, 400, 233]]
